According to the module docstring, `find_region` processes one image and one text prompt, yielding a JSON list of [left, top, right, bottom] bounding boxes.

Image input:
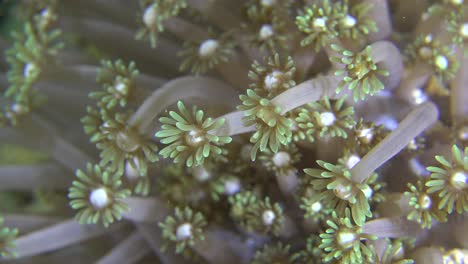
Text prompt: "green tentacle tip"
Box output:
[[156, 101, 232, 167], [68, 163, 131, 227], [251, 242, 294, 264], [0, 217, 18, 259]]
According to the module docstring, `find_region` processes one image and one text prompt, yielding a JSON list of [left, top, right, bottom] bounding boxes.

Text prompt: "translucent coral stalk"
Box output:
[[0, 164, 70, 191], [450, 56, 468, 119], [369, 41, 404, 91], [97, 231, 150, 264], [122, 197, 171, 222], [365, 0, 392, 42], [128, 76, 239, 135], [362, 217, 421, 238], [60, 17, 181, 74], [3, 215, 61, 234], [351, 102, 439, 183], [187, 0, 241, 31], [212, 75, 343, 137], [12, 219, 123, 259]]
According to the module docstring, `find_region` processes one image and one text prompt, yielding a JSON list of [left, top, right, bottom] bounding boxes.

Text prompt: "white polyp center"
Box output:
[[342, 14, 357, 28], [11, 103, 26, 114], [114, 81, 128, 94], [361, 184, 373, 199], [23, 63, 37, 78], [198, 39, 219, 58], [262, 210, 276, 226], [272, 151, 291, 168], [40, 8, 52, 24], [313, 17, 327, 29], [460, 23, 468, 38], [435, 55, 449, 70], [319, 112, 336, 127], [444, 249, 468, 264], [259, 24, 274, 40], [346, 154, 361, 169], [411, 88, 428, 105], [310, 201, 322, 212], [337, 230, 357, 249], [193, 166, 211, 182], [458, 126, 468, 141], [424, 34, 433, 43], [418, 46, 433, 59], [261, 0, 276, 7], [334, 183, 353, 201], [358, 128, 374, 143], [264, 70, 283, 90], [116, 130, 140, 152], [450, 171, 468, 190], [143, 4, 158, 28], [89, 188, 110, 209], [451, 0, 464, 5], [419, 194, 432, 210], [224, 178, 241, 195], [125, 159, 140, 181], [409, 158, 430, 177], [176, 223, 193, 240], [375, 115, 398, 130], [185, 129, 205, 146]]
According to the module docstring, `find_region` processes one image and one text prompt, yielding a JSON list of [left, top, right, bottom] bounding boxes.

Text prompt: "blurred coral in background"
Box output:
[[0, 0, 467, 263]]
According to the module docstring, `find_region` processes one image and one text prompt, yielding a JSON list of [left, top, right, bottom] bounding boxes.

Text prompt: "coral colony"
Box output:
[[1, 0, 468, 263]]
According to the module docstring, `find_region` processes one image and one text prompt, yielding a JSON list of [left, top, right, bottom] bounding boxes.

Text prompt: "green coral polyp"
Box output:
[[68, 163, 131, 227], [159, 206, 207, 255], [0, 217, 18, 259], [97, 112, 159, 177], [304, 161, 372, 226], [156, 101, 232, 167], [239, 89, 293, 160], [333, 45, 389, 101], [319, 210, 376, 264], [426, 145, 468, 214]]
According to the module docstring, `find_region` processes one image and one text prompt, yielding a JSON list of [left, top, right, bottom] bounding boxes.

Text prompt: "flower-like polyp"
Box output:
[[68, 163, 131, 227], [156, 101, 232, 167], [90, 59, 139, 110], [405, 180, 448, 229], [229, 191, 284, 236], [426, 144, 468, 214], [97, 112, 159, 177], [238, 89, 293, 161], [296, 96, 356, 140], [333, 44, 390, 101], [136, 0, 187, 48], [304, 160, 373, 226], [178, 30, 237, 74], [248, 53, 296, 98], [258, 142, 301, 176], [319, 209, 376, 264], [296, 0, 341, 51], [159, 206, 207, 255]]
